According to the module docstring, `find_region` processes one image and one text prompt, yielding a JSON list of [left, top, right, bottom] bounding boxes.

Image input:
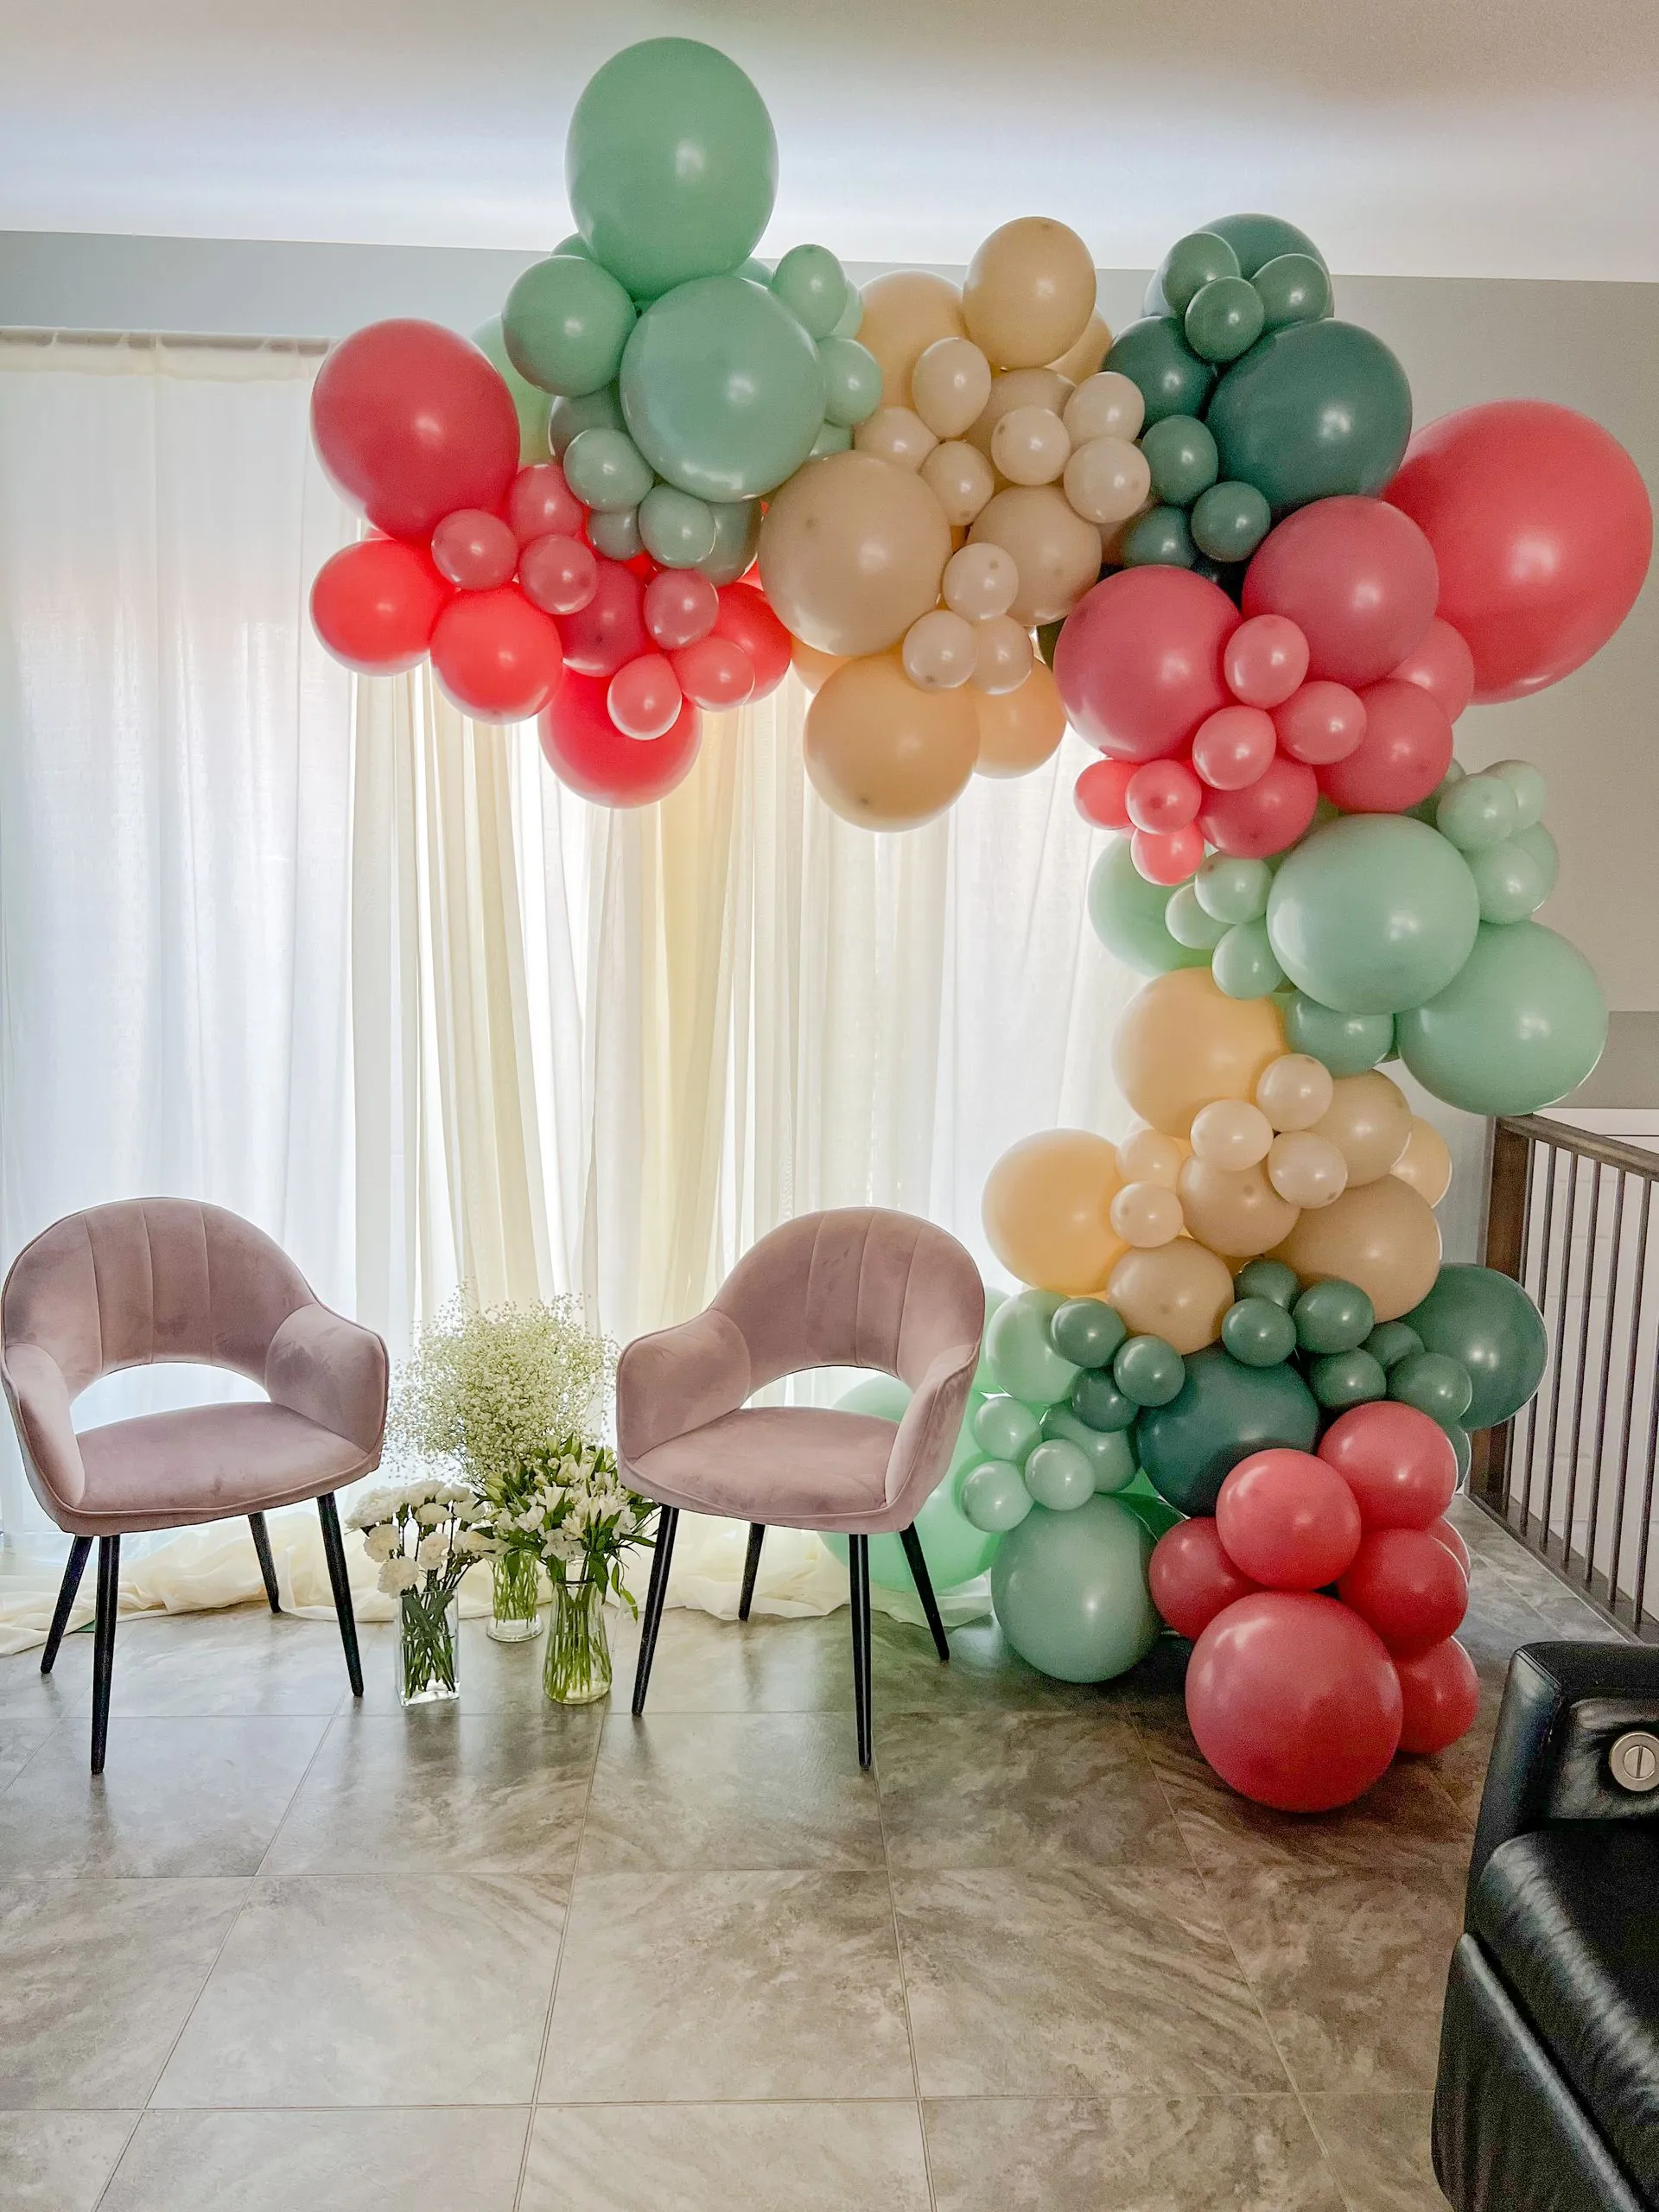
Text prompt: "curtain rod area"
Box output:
[[0, 327, 331, 355]]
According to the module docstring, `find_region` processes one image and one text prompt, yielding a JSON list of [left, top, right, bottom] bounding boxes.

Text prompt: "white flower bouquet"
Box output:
[[346, 1478, 491, 1703], [511, 1434, 658, 1704]]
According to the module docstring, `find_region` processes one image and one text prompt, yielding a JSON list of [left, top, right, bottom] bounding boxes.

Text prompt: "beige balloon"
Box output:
[[973, 664, 1067, 779], [990, 406, 1071, 486], [804, 655, 979, 830], [760, 452, 951, 658], [969, 486, 1104, 626], [901, 608, 976, 691], [1273, 1177, 1443, 1323], [1266, 1130, 1350, 1210], [1063, 371, 1147, 446], [910, 337, 994, 440], [853, 407, 938, 472], [982, 1127, 1123, 1295], [965, 369, 1074, 461], [1107, 1241, 1234, 1356], [1189, 1098, 1274, 1171], [1110, 1180, 1184, 1249], [1112, 966, 1287, 1139], [1178, 1156, 1300, 1259], [1116, 1127, 1185, 1188], [1048, 313, 1113, 385], [963, 217, 1097, 371], [1391, 1117, 1454, 1207], [943, 541, 1019, 620], [971, 615, 1033, 696], [1255, 1052, 1336, 1134], [918, 440, 997, 528], [1063, 435, 1152, 527], [791, 638, 845, 693], [857, 271, 968, 410], [1312, 1071, 1414, 1185]]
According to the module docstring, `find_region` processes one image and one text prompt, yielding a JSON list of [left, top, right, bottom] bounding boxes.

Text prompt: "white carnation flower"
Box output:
[[416, 1530, 450, 1570], [378, 1556, 423, 1596], [361, 1525, 398, 1564], [414, 1502, 444, 1528]]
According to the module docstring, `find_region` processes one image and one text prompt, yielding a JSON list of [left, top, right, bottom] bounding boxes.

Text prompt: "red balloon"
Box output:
[[1127, 759, 1202, 832], [1192, 705, 1275, 791], [429, 588, 563, 721], [713, 582, 793, 698], [1428, 1515, 1471, 1580], [607, 652, 683, 741], [1395, 1637, 1480, 1754], [1319, 1401, 1458, 1530], [310, 320, 519, 542], [1131, 824, 1204, 886], [1224, 613, 1308, 709], [1388, 617, 1476, 723], [1198, 753, 1318, 859], [645, 570, 720, 651], [309, 537, 450, 672], [1149, 1517, 1261, 1639], [506, 462, 584, 545], [1386, 400, 1652, 702], [539, 671, 702, 807], [1316, 678, 1452, 813], [1273, 679, 1367, 766], [1054, 568, 1238, 762], [1339, 1528, 1469, 1657], [1186, 1592, 1403, 1811], [519, 533, 599, 617], [1075, 759, 1135, 830], [673, 636, 757, 709], [1216, 1447, 1363, 1589], [1243, 496, 1440, 688], [430, 508, 518, 591], [560, 560, 648, 678]]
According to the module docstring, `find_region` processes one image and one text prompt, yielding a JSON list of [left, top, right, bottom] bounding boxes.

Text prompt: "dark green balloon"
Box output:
[[1185, 276, 1265, 364], [1446, 1424, 1473, 1484], [1206, 321, 1413, 514], [1390, 1351, 1474, 1425], [1235, 1258, 1300, 1310], [1403, 1265, 1548, 1429], [1365, 1320, 1424, 1370], [1154, 231, 1242, 316], [1116, 1477, 1183, 1545], [1294, 1278, 1376, 1355], [1086, 841, 1208, 976], [1103, 318, 1216, 427], [1036, 620, 1064, 671], [1222, 1296, 1298, 1367], [1311, 1348, 1387, 1408], [1114, 1336, 1185, 1408], [1202, 213, 1328, 281], [1191, 480, 1272, 563], [1190, 555, 1245, 602], [1283, 993, 1395, 1077], [1122, 506, 1196, 569], [1141, 416, 1219, 507], [1071, 1367, 1138, 1433], [1135, 1345, 1320, 1516], [1051, 1299, 1128, 1370], [1252, 253, 1332, 330]]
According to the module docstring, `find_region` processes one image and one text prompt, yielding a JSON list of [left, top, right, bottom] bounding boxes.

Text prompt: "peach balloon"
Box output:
[[944, 542, 1019, 620], [969, 486, 1103, 626], [1063, 435, 1152, 527], [1189, 1098, 1274, 1171], [1266, 1130, 1350, 1210], [911, 337, 994, 440], [902, 609, 976, 691], [1110, 1180, 1184, 1249], [791, 638, 845, 693], [1063, 371, 1146, 447], [1049, 313, 1114, 385], [1107, 1241, 1234, 1355], [760, 452, 951, 658], [971, 615, 1034, 696], [919, 440, 997, 527], [1312, 1071, 1414, 1186], [853, 407, 938, 471], [804, 655, 979, 830], [966, 369, 1074, 461], [1273, 1177, 1443, 1322], [963, 217, 1097, 370], [973, 663, 1067, 778], [1178, 1156, 1300, 1259], [982, 1128, 1124, 1295], [1112, 968, 1286, 1139], [857, 272, 968, 409], [991, 406, 1071, 486], [1116, 1127, 1185, 1188], [1255, 1052, 1336, 1133], [1391, 1117, 1454, 1207]]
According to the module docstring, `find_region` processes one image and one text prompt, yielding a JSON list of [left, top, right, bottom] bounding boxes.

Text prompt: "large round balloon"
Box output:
[[539, 672, 702, 807], [565, 39, 778, 299], [990, 1496, 1160, 1682], [1385, 400, 1652, 702], [1054, 568, 1237, 761], [760, 453, 951, 657], [982, 1129, 1123, 1297], [804, 655, 978, 830], [1206, 321, 1413, 514], [1395, 1637, 1480, 1754], [1135, 1345, 1319, 1516], [1087, 842, 1210, 976], [1112, 967, 1285, 1137], [1395, 920, 1608, 1115], [856, 271, 968, 407], [1319, 1399, 1458, 1531], [1106, 1242, 1235, 1355], [1404, 1265, 1548, 1428], [1267, 816, 1478, 1015], [310, 538, 450, 672], [1273, 1176, 1442, 1322], [1243, 498, 1439, 687]]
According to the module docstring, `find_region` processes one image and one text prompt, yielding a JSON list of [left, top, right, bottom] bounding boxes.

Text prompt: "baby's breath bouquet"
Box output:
[[346, 1478, 490, 1704], [513, 1433, 658, 1705]]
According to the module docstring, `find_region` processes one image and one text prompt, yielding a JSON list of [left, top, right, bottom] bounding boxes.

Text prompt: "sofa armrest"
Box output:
[[616, 1309, 753, 1467], [886, 1341, 979, 1514], [0, 1342, 86, 1511], [265, 1303, 389, 1459]]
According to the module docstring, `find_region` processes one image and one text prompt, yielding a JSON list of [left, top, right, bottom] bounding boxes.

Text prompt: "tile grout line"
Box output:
[[870, 1697, 940, 2212]]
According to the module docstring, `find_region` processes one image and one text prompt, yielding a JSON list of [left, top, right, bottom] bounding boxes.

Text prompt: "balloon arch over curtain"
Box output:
[[306, 38, 1653, 1810]]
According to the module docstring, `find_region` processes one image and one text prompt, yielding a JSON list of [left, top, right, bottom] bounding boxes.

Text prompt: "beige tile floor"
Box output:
[[0, 1497, 1628, 2212]]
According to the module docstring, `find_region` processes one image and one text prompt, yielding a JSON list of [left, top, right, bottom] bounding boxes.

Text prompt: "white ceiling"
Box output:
[[4, 0, 1657, 280]]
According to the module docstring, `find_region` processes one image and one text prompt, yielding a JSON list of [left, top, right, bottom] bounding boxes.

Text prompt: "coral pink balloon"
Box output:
[[1198, 754, 1318, 859], [1395, 1637, 1480, 1753], [559, 560, 648, 678], [607, 652, 684, 741], [1317, 678, 1452, 813], [1273, 679, 1367, 766], [1126, 758, 1202, 832], [1319, 1401, 1458, 1530], [310, 537, 451, 672], [1428, 1515, 1471, 1579], [673, 636, 757, 709], [1224, 613, 1309, 709], [644, 569, 720, 651], [505, 461, 584, 545], [429, 588, 564, 721], [518, 533, 598, 616], [1338, 1528, 1469, 1657], [1131, 824, 1204, 885], [1192, 705, 1275, 791], [1216, 1448, 1363, 1589], [1054, 567, 1238, 762], [539, 672, 701, 807], [1075, 759, 1135, 830], [1386, 399, 1653, 702], [1149, 1518, 1261, 1640], [430, 508, 518, 591], [1243, 495, 1440, 688], [1185, 1592, 1403, 1811], [713, 582, 793, 697], [1387, 616, 1477, 722]]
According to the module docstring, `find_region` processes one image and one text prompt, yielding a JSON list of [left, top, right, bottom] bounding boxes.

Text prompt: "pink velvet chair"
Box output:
[[617, 1207, 985, 1766], [1, 1199, 389, 1770]]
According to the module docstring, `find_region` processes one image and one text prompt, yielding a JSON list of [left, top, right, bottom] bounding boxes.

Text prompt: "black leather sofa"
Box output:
[[1433, 1642, 1659, 2212]]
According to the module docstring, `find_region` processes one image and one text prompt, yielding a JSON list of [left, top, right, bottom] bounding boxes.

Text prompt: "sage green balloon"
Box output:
[[1365, 1320, 1425, 1370], [990, 1497, 1160, 1683], [1203, 213, 1327, 280], [972, 1289, 1008, 1395], [1166, 882, 1229, 951], [502, 255, 637, 398], [1212, 917, 1285, 1000], [1114, 1335, 1185, 1408], [1405, 1263, 1549, 1428], [1437, 773, 1519, 854], [974, 1394, 1042, 1465], [1389, 1351, 1474, 1426], [1268, 816, 1479, 1015], [1117, 1476, 1183, 1545], [1234, 1258, 1300, 1310], [817, 337, 883, 428], [1050, 1298, 1128, 1370], [1141, 416, 1219, 507], [588, 507, 641, 561], [960, 1459, 1034, 1535], [620, 276, 825, 500], [1103, 317, 1216, 427], [701, 497, 763, 585], [1395, 921, 1607, 1115], [1025, 1439, 1096, 1512], [1087, 841, 1208, 976], [1514, 821, 1559, 901], [1311, 1348, 1387, 1408], [550, 232, 594, 261], [1222, 1296, 1297, 1367], [1191, 480, 1272, 563], [810, 422, 854, 458], [472, 316, 554, 465], [1284, 991, 1395, 1076], [1468, 839, 1548, 925], [1071, 1367, 1138, 1433], [1041, 1404, 1137, 1492], [1135, 1344, 1319, 1515], [1185, 276, 1265, 365], [565, 39, 778, 298], [1122, 506, 1196, 569], [1153, 231, 1242, 317], [1489, 759, 1547, 831], [639, 484, 717, 568], [563, 426, 654, 512], [770, 245, 849, 340], [547, 383, 625, 457], [1206, 321, 1412, 513], [1252, 252, 1332, 329], [827, 1376, 995, 1587], [986, 1290, 1079, 1408], [1196, 855, 1271, 925], [832, 288, 864, 340], [1294, 1277, 1375, 1355]]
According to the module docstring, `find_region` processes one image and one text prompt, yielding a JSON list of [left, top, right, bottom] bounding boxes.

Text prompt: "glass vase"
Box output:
[[487, 1551, 544, 1643], [397, 1586, 461, 1706], [543, 1574, 612, 1706]]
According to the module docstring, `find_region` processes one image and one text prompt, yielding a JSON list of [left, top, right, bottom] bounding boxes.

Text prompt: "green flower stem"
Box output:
[[399, 1583, 460, 1700], [543, 1574, 612, 1705], [492, 1549, 542, 1626]]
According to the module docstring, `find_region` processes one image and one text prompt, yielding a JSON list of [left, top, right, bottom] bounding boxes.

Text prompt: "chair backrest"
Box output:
[[711, 1207, 983, 1392], [1, 1198, 317, 1399]]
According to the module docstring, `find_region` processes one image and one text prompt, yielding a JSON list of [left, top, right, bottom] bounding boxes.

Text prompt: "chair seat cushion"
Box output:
[[1471, 1826, 1659, 2204], [626, 1406, 899, 1530], [69, 1402, 372, 1533]]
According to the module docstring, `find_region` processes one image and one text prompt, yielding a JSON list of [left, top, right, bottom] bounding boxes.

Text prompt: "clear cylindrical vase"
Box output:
[[487, 1551, 544, 1643], [397, 1587, 461, 1706], [543, 1575, 612, 1706]]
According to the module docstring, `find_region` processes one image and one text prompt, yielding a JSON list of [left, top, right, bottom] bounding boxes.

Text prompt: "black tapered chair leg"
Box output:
[[899, 1522, 950, 1664], [738, 1522, 766, 1622], [90, 1535, 120, 1774], [849, 1534, 873, 1770], [41, 1536, 92, 1675], [315, 1492, 363, 1698], [248, 1512, 282, 1614], [632, 1505, 678, 1717]]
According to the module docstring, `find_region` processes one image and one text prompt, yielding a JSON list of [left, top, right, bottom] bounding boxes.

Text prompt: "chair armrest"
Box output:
[[0, 1342, 86, 1510], [886, 1341, 979, 1513], [1468, 1640, 1659, 1912], [616, 1309, 752, 1466], [265, 1303, 389, 1458]]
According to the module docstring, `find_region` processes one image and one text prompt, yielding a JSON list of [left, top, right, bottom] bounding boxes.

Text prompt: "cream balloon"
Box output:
[[1062, 435, 1152, 527], [1110, 1180, 1184, 1249], [1266, 1130, 1350, 1210], [790, 638, 845, 693], [1189, 1098, 1274, 1171], [1311, 1071, 1414, 1186], [982, 1127, 1123, 1295], [971, 616, 1034, 696], [1107, 1241, 1233, 1356], [1112, 968, 1286, 1139], [965, 369, 1074, 461], [963, 217, 1097, 370], [1178, 1156, 1300, 1259], [1048, 313, 1113, 385], [1064, 371, 1147, 446], [857, 272, 968, 409], [968, 486, 1104, 626], [1273, 1178, 1442, 1322], [990, 406, 1071, 486], [901, 608, 976, 691], [943, 542, 1019, 620], [804, 655, 979, 830], [973, 664, 1067, 779], [1255, 1053, 1336, 1134], [1116, 1127, 1185, 1188], [910, 337, 995, 440], [760, 452, 951, 658], [853, 407, 938, 471], [918, 440, 997, 528], [1390, 1117, 1454, 1207]]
